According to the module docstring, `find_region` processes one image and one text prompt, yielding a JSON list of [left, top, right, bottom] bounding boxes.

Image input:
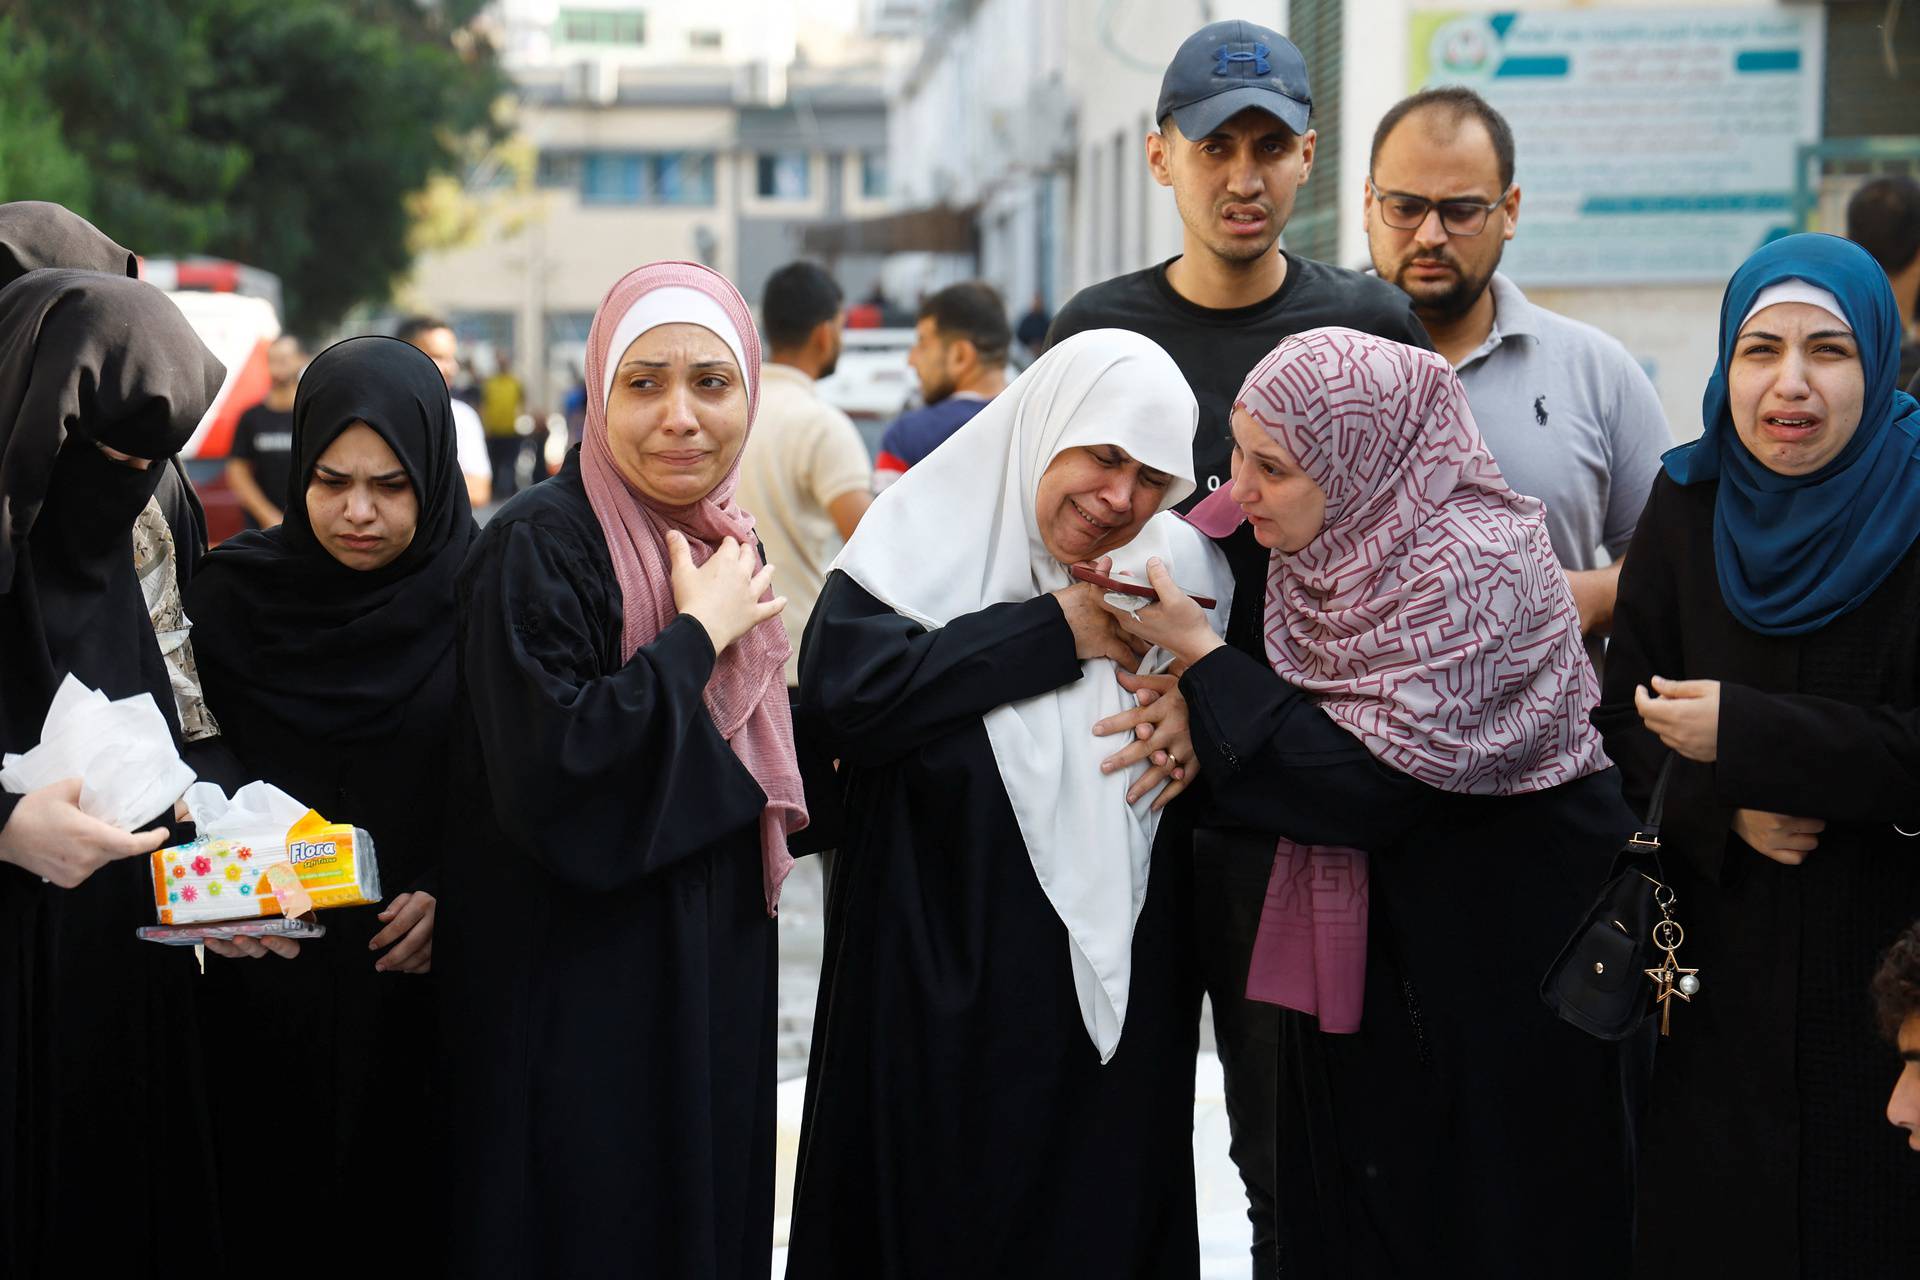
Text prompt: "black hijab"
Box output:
[[0, 202, 137, 290], [187, 336, 475, 742], [0, 200, 208, 591], [0, 269, 225, 748]]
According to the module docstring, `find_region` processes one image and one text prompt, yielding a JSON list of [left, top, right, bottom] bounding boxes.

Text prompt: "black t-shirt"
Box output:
[[231, 402, 296, 517], [1048, 253, 1431, 508]]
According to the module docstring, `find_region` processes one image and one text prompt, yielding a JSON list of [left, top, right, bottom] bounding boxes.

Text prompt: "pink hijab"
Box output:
[[1189, 327, 1607, 1031], [579, 261, 806, 914]]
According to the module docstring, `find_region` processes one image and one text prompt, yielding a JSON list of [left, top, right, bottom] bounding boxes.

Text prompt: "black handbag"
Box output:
[[1541, 755, 1695, 1040]]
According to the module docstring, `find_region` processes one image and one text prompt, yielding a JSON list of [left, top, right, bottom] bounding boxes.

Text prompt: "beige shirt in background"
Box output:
[[737, 362, 873, 685]]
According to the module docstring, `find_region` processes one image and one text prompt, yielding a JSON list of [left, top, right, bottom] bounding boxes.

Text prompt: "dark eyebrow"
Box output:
[[1807, 329, 1854, 341], [314, 463, 407, 482], [1377, 183, 1501, 205], [1738, 330, 1782, 342], [1200, 128, 1295, 145], [619, 358, 738, 372]]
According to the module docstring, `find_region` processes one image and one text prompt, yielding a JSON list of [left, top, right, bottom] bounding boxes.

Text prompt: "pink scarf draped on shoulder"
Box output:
[[579, 260, 806, 914], [1187, 327, 1607, 1032]]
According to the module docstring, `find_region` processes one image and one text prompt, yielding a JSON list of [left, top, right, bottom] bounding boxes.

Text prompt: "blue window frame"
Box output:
[[571, 151, 716, 206]]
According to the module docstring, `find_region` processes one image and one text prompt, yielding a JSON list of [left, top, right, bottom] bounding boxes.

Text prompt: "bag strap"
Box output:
[[1632, 753, 1677, 846]]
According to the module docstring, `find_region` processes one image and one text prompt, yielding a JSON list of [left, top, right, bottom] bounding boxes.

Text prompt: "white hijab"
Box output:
[[832, 328, 1234, 1061]]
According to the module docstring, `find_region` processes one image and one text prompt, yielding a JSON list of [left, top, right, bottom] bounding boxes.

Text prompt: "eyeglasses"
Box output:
[[1367, 178, 1512, 237]]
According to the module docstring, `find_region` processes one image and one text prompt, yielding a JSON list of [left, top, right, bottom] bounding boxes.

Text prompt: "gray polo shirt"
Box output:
[[1454, 273, 1671, 572]]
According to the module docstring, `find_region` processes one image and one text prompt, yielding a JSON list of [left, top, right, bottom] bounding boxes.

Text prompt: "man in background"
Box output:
[[872, 282, 1010, 490], [736, 260, 873, 688], [1846, 175, 1920, 389], [225, 334, 306, 528], [396, 314, 493, 508], [480, 352, 525, 500], [1365, 88, 1669, 660], [1015, 291, 1051, 362]]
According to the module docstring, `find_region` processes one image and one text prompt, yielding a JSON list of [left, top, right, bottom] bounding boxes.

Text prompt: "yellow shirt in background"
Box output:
[[481, 373, 523, 437]]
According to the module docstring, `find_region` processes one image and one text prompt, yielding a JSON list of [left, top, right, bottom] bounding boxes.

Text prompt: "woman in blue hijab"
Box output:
[[1595, 233, 1920, 1277]]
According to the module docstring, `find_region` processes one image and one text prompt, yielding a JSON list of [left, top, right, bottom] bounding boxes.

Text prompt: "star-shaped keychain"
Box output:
[[1644, 912, 1701, 1037], [1644, 956, 1701, 1036]]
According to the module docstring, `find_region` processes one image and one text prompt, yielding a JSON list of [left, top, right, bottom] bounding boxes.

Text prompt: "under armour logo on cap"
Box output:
[[1214, 45, 1272, 77], [1158, 20, 1310, 139]]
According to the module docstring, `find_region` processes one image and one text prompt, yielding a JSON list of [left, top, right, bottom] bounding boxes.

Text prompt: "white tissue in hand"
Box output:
[[0, 675, 196, 830], [182, 780, 311, 842]]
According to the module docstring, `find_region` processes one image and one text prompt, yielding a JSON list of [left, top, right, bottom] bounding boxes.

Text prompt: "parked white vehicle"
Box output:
[[814, 326, 917, 443]]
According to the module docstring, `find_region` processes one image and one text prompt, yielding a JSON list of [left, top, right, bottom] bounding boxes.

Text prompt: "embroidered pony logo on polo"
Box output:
[[1215, 45, 1272, 78]]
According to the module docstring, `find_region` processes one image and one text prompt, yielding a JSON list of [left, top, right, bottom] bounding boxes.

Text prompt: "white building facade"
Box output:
[[406, 0, 891, 408]]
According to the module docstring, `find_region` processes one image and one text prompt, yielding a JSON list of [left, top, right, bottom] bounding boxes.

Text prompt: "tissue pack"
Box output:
[[151, 812, 380, 926]]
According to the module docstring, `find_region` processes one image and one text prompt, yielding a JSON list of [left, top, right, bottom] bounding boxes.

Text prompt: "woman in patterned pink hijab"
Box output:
[[1176, 326, 1606, 1027], [1110, 326, 1632, 1272]]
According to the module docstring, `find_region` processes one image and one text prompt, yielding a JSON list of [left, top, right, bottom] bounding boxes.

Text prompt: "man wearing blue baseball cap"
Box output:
[[1050, 19, 1430, 1278]]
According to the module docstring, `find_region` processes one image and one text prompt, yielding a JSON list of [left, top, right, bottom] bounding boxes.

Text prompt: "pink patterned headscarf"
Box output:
[[580, 261, 806, 914], [1192, 327, 1606, 1031]]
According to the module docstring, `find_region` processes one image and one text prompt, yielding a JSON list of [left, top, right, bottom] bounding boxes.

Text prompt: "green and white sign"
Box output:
[[1411, 8, 1825, 285]]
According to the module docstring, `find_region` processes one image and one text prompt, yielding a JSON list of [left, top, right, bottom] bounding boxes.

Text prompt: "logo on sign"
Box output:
[[1214, 45, 1271, 78]]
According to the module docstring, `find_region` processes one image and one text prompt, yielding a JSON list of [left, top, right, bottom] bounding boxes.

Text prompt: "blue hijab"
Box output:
[[1663, 233, 1920, 635]]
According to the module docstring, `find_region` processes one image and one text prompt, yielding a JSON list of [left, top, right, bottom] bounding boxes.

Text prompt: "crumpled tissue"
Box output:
[[183, 779, 309, 840], [0, 675, 196, 830]]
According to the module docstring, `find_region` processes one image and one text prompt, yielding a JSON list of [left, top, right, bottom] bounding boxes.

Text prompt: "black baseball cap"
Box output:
[[1156, 20, 1312, 140]]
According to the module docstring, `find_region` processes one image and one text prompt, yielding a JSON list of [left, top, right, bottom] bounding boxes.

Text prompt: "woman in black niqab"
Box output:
[[0, 268, 229, 1275], [0, 200, 207, 578], [185, 336, 475, 1275], [0, 200, 138, 284]]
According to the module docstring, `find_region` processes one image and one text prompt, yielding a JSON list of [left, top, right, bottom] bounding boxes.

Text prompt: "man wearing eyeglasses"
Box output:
[[1366, 87, 1670, 661]]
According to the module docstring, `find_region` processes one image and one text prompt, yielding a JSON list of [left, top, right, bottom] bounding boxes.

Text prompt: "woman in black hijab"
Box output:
[[185, 336, 475, 1274], [0, 268, 228, 1274]]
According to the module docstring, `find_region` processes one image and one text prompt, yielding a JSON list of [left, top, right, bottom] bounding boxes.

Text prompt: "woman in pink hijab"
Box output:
[[436, 262, 806, 1278], [1110, 327, 1636, 1276]]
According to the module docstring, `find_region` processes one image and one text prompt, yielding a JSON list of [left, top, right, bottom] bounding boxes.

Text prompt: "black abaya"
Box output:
[[436, 453, 778, 1279], [185, 337, 474, 1277], [1179, 641, 1636, 1279], [784, 571, 1201, 1279], [0, 269, 226, 1276], [1595, 472, 1920, 1277]]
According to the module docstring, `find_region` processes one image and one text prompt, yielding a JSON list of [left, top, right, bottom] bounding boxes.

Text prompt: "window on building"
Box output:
[[581, 153, 644, 204], [452, 313, 516, 371], [860, 150, 888, 199], [558, 8, 646, 45], [756, 152, 811, 199], [688, 30, 723, 51], [651, 152, 715, 205], [575, 151, 717, 206], [1285, 0, 1342, 264], [536, 151, 583, 190], [544, 311, 596, 379]]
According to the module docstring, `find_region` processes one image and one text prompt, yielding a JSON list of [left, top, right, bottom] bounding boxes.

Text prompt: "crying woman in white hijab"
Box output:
[[785, 329, 1232, 1279]]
